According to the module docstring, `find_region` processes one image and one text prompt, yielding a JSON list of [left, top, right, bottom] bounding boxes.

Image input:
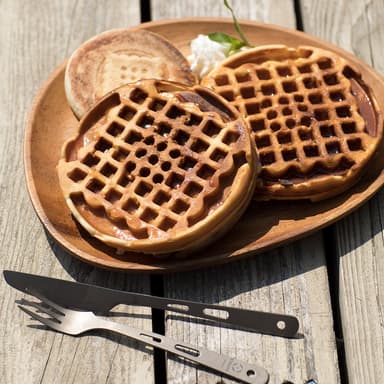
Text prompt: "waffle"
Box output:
[[65, 29, 196, 119], [57, 79, 258, 255], [201, 45, 383, 201]]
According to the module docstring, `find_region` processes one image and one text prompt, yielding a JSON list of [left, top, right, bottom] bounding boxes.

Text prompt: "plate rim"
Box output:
[[23, 17, 384, 272]]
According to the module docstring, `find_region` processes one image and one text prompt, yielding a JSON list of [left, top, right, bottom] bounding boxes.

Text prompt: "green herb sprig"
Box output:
[[223, 0, 252, 47], [208, 0, 253, 56]]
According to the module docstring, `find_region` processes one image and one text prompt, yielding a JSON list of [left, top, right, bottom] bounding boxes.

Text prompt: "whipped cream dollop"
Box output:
[[188, 34, 228, 79]]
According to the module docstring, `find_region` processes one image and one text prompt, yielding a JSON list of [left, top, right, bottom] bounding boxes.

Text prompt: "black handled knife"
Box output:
[[4, 270, 299, 337]]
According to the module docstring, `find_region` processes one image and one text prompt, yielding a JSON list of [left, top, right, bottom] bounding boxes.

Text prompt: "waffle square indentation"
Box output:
[[256, 69, 271, 80], [119, 105, 136, 120], [298, 128, 313, 141], [173, 130, 190, 145], [130, 88, 148, 104], [112, 147, 129, 161], [184, 181, 203, 197], [282, 148, 297, 161], [179, 156, 197, 171], [107, 122, 125, 136], [326, 142, 341, 154], [191, 138, 209, 153], [171, 199, 190, 214], [210, 148, 227, 162], [282, 81, 297, 93], [197, 164, 215, 179], [105, 189, 122, 203], [202, 120, 221, 137], [153, 191, 170, 206], [215, 74, 229, 86], [159, 217, 177, 231], [87, 179, 105, 193], [341, 122, 356, 134], [166, 105, 185, 119], [83, 154, 100, 167], [277, 132, 292, 144], [223, 130, 240, 145], [166, 172, 184, 189], [122, 198, 139, 213], [260, 151, 275, 165], [100, 163, 117, 177], [141, 208, 158, 223], [255, 135, 271, 149], [277, 66, 292, 77], [235, 71, 251, 82], [148, 98, 166, 111], [347, 138, 363, 151], [245, 102, 260, 115], [95, 138, 112, 152], [304, 145, 320, 157], [320, 125, 335, 137], [135, 181, 152, 197], [125, 130, 143, 144], [137, 115, 154, 128], [68, 168, 87, 182], [240, 86, 255, 99], [250, 119, 266, 132]]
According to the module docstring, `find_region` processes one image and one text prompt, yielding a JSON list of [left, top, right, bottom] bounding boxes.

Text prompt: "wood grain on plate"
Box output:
[[24, 18, 384, 272]]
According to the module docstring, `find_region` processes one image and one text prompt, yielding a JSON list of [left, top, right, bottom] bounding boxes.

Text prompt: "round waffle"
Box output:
[[65, 29, 196, 119], [202, 45, 383, 201], [57, 79, 258, 255]]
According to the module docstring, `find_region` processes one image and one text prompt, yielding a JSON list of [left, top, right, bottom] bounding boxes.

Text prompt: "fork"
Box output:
[[18, 291, 269, 384]]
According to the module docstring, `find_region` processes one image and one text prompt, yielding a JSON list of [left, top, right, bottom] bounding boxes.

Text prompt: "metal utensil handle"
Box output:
[[160, 297, 298, 337], [3, 270, 298, 337], [96, 318, 269, 384], [121, 293, 299, 337]]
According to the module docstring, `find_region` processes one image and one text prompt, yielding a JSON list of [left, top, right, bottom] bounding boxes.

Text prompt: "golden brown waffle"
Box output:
[[65, 29, 196, 119], [202, 45, 383, 201], [57, 79, 258, 255]]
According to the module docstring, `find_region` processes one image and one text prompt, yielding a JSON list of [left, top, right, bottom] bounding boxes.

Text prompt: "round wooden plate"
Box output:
[[24, 18, 384, 272]]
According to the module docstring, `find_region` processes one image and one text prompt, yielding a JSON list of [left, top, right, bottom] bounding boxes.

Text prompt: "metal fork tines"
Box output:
[[18, 291, 269, 384]]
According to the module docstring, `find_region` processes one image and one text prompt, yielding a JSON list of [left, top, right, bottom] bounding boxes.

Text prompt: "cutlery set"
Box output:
[[4, 270, 300, 384]]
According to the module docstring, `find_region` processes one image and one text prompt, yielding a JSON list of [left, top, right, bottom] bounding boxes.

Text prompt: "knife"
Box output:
[[4, 270, 299, 337]]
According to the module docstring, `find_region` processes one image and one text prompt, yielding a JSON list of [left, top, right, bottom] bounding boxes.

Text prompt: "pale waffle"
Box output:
[[201, 45, 383, 201], [65, 29, 196, 119], [57, 79, 258, 255]]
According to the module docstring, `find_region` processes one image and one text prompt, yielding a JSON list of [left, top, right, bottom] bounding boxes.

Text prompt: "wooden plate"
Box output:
[[24, 18, 384, 272]]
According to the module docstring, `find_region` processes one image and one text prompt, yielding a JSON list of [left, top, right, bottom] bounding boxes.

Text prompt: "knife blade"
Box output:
[[4, 270, 299, 337]]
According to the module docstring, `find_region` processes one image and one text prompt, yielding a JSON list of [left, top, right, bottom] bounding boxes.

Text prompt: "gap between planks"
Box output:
[[140, 0, 151, 22], [150, 274, 167, 384], [323, 225, 348, 384]]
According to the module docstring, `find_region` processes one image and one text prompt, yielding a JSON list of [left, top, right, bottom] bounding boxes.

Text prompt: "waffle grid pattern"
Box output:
[[64, 83, 250, 241], [202, 46, 379, 196]]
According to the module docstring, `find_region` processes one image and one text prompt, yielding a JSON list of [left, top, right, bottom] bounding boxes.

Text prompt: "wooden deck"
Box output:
[[0, 1, 383, 383]]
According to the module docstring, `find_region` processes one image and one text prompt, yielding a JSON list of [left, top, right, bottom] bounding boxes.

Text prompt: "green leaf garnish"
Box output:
[[208, 32, 246, 55], [223, 0, 252, 47], [207, 1, 253, 56]]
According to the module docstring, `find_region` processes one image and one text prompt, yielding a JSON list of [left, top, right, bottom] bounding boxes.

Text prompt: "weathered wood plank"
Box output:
[[164, 234, 340, 384], [152, 1, 340, 383], [301, 1, 384, 383], [0, 1, 155, 384], [151, 0, 296, 29]]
